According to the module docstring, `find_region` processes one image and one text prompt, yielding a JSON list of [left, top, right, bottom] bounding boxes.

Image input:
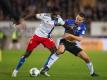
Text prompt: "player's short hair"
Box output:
[[78, 12, 86, 18], [50, 7, 60, 13]]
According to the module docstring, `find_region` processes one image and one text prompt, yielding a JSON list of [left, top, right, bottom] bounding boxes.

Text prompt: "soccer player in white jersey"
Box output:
[[12, 7, 65, 77]]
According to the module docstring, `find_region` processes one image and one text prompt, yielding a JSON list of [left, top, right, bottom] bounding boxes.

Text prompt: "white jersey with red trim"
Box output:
[[34, 13, 65, 38]]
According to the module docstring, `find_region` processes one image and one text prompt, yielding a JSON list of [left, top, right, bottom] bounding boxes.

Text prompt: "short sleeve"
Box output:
[[65, 19, 74, 25]]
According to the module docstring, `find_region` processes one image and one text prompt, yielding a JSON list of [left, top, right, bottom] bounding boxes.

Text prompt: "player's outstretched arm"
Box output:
[[24, 13, 46, 20], [24, 13, 35, 20], [63, 33, 83, 42]]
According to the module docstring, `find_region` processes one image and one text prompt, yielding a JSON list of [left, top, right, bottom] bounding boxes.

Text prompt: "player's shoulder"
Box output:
[[42, 13, 51, 20], [66, 18, 75, 21], [44, 13, 51, 17], [65, 18, 75, 25]]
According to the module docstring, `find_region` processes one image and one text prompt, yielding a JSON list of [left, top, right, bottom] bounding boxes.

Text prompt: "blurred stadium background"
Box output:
[[0, 0, 107, 80]]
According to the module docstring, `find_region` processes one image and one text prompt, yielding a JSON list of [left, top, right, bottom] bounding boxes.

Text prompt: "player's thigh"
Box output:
[[42, 38, 57, 53], [57, 44, 65, 54], [26, 35, 40, 52], [78, 51, 90, 63], [66, 45, 82, 56]]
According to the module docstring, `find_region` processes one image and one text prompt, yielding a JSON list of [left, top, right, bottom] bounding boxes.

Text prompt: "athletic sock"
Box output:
[[86, 62, 94, 75], [44, 53, 53, 67], [44, 53, 59, 68], [15, 56, 26, 71]]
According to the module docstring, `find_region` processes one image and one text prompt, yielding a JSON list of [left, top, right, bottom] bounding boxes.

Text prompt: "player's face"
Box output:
[[51, 11, 59, 20], [75, 15, 84, 24], [51, 14, 57, 20]]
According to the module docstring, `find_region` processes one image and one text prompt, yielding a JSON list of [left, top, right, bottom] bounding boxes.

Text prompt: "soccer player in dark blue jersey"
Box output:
[[40, 13, 98, 77]]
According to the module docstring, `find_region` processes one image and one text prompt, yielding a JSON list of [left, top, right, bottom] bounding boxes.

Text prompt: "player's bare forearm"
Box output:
[[63, 33, 83, 42], [24, 13, 35, 20]]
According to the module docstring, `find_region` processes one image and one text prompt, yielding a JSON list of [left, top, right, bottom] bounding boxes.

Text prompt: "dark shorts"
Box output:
[[59, 39, 82, 56]]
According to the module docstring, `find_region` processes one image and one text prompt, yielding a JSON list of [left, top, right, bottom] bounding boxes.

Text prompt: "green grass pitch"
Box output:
[[0, 49, 107, 80]]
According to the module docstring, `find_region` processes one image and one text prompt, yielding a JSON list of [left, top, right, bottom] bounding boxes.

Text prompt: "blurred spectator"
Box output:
[[0, 8, 4, 20], [0, 30, 6, 50], [23, 5, 37, 20], [0, 0, 106, 21], [9, 30, 21, 50]]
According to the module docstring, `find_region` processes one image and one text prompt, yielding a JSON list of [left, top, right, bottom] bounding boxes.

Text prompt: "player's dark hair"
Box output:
[[50, 7, 60, 13], [78, 12, 86, 18]]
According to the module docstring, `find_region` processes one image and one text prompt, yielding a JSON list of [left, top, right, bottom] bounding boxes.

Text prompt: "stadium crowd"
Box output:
[[0, 0, 107, 21]]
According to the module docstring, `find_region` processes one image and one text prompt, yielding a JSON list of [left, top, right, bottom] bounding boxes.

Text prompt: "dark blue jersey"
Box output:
[[65, 19, 86, 36]]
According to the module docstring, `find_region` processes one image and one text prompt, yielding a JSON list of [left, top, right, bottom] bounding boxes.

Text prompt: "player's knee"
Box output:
[[57, 49, 64, 55], [57, 45, 65, 55]]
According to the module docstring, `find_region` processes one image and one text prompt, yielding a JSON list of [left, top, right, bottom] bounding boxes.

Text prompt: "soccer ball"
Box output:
[[29, 68, 40, 77]]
